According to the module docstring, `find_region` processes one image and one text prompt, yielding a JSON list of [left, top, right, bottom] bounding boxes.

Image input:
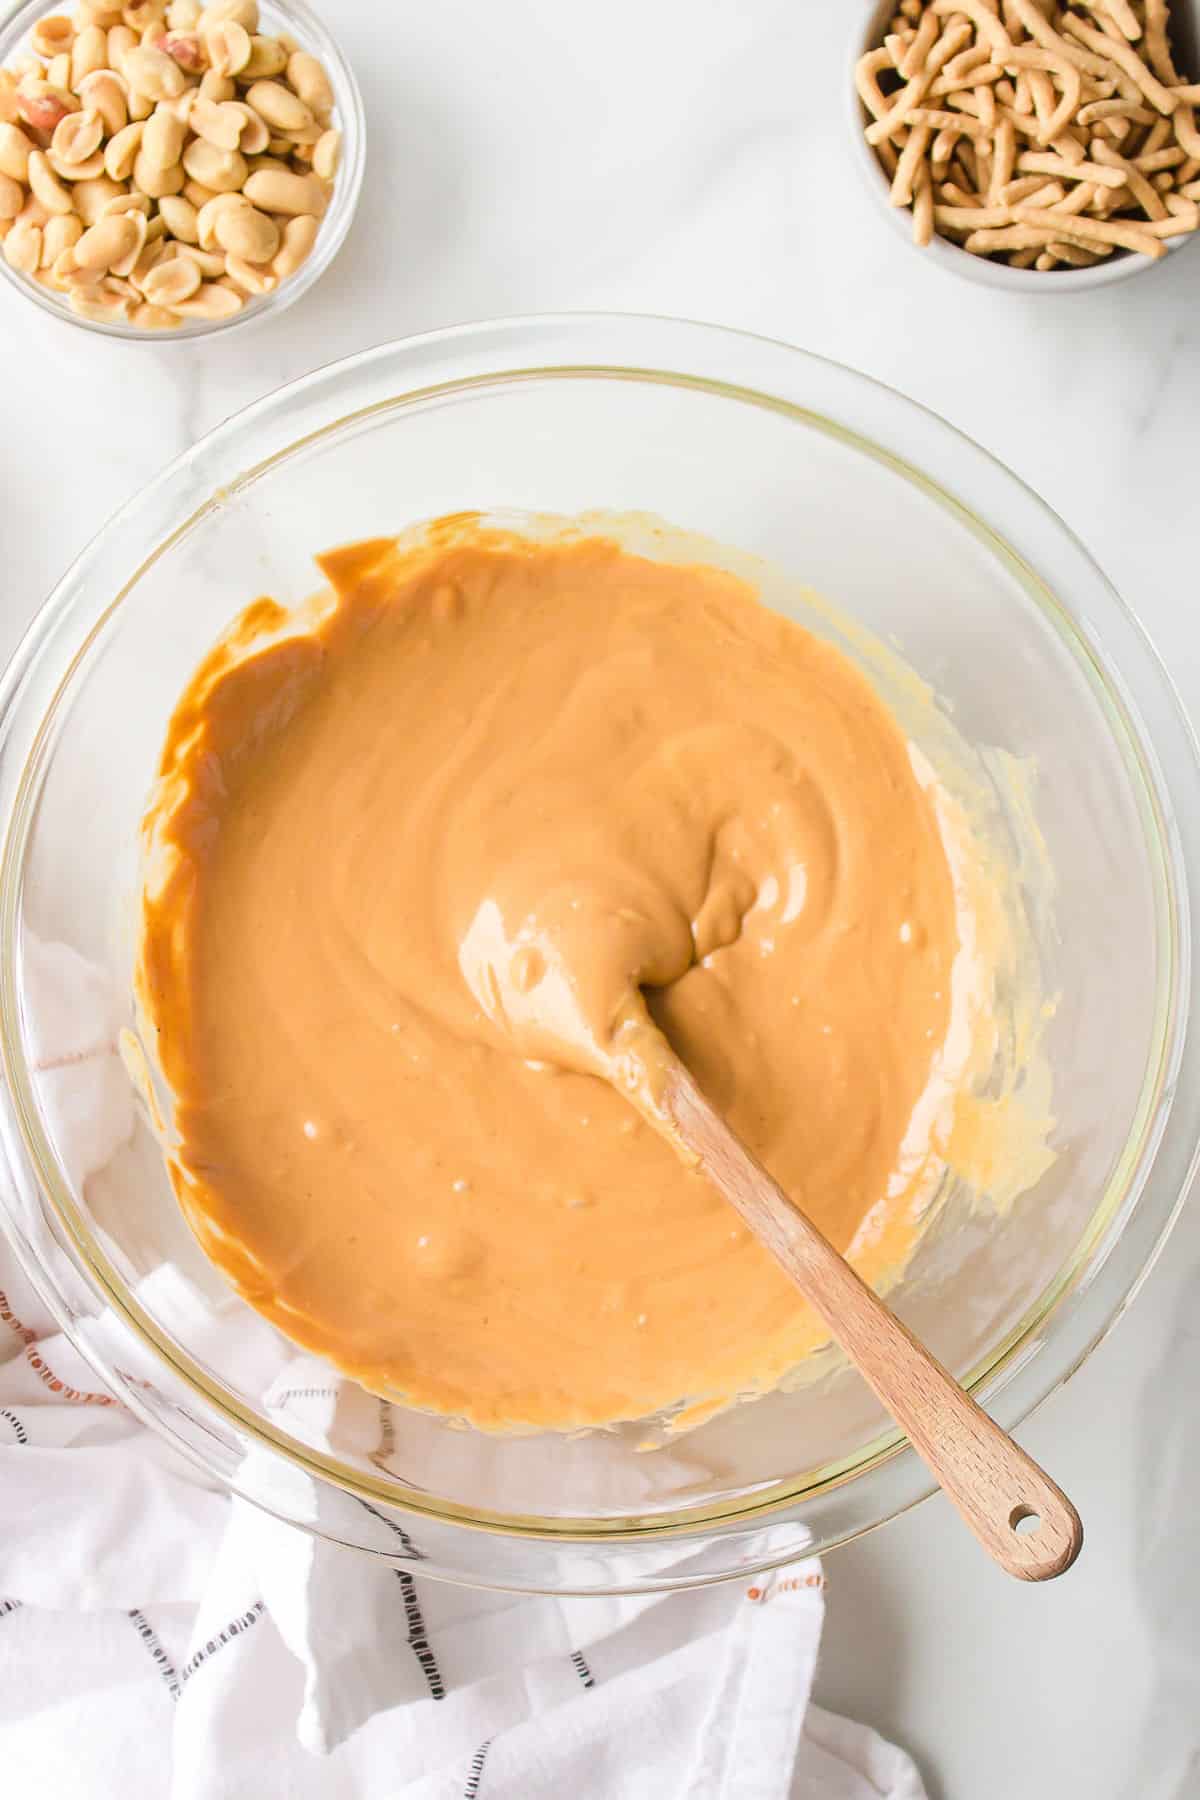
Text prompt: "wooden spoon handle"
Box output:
[[667, 1068, 1082, 1582]]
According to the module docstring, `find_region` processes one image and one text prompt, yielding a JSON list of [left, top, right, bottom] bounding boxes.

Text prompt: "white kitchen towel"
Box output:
[[0, 937, 929, 1800]]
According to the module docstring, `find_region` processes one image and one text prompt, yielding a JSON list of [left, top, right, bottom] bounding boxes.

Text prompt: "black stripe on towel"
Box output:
[[570, 1648, 596, 1689], [396, 1571, 444, 1699], [180, 1601, 265, 1684], [0, 1408, 28, 1444], [463, 1737, 493, 1798], [354, 1495, 425, 1561], [0, 1599, 20, 1620], [128, 1609, 182, 1700]]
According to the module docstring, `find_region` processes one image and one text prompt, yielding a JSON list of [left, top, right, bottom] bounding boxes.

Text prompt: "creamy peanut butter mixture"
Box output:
[[138, 516, 964, 1431]]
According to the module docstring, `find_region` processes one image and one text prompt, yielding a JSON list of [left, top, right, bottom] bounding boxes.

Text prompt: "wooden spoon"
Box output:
[[663, 1059, 1083, 1582]]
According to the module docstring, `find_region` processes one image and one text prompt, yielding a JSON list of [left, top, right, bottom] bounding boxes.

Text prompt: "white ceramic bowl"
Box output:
[[848, 0, 1200, 293]]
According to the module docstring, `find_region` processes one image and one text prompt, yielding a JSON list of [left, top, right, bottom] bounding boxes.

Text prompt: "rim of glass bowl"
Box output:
[[0, 313, 1198, 1554], [0, 0, 365, 343]]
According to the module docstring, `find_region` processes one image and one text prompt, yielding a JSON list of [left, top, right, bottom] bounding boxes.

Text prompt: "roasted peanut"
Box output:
[[181, 135, 244, 189], [48, 247, 80, 282], [166, 0, 201, 27], [27, 148, 75, 213], [74, 206, 140, 269], [17, 84, 76, 132], [199, 0, 257, 29], [46, 52, 73, 90], [132, 298, 175, 324], [42, 208, 82, 260], [221, 248, 274, 292], [76, 69, 128, 134], [286, 51, 332, 117], [32, 17, 77, 60], [70, 23, 108, 84], [141, 99, 185, 166], [159, 85, 194, 125], [126, 229, 162, 282], [141, 246, 198, 301], [245, 78, 311, 134], [229, 99, 267, 152], [197, 68, 233, 102], [104, 119, 142, 179], [14, 194, 50, 228], [163, 31, 204, 71], [240, 34, 285, 79], [0, 172, 23, 218], [50, 147, 107, 179], [0, 123, 35, 182], [182, 241, 224, 276], [112, 208, 146, 272], [167, 274, 241, 315], [100, 186, 149, 213], [311, 127, 339, 182], [195, 185, 243, 246], [242, 166, 322, 215], [0, 72, 20, 127], [270, 208, 317, 276], [51, 106, 104, 163], [132, 145, 183, 194], [106, 23, 138, 69], [202, 20, 250, 77], [157, 190, 197, 239], [189, 92, 241, 148], [125, 1, 167, 31], [69, 281, 131, 319], [5, 218, 42, 270], [123, 44, 185, 100], [73, 173, 124, 222], [213, 195, 274, 260]]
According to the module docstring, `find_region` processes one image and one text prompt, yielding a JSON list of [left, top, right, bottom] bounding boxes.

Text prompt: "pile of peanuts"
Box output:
[[0, 0, 340, 328]]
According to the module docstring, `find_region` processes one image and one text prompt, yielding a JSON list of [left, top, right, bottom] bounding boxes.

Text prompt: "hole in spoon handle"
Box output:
[[935, 1414, 1083, 1581], [785, 1244, 1085, 1581], [663, 1065, 1084, 1582]]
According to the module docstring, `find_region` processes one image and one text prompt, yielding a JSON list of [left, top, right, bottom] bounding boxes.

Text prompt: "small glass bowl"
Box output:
[[0, 0, 365, 341]]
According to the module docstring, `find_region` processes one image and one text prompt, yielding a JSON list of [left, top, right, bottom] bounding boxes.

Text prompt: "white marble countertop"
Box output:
[[2, 3, 1199, 1795]]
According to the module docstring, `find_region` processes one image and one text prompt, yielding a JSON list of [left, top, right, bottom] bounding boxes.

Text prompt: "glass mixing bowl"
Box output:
[[1, 314, 1198, 1594]]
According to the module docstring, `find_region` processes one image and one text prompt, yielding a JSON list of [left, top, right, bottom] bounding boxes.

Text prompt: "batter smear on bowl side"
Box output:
[[136, 513, 977, 1432]]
